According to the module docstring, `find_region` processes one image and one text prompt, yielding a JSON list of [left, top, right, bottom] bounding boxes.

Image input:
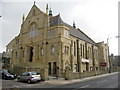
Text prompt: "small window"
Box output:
[[73, 64, 77, 72], [51, 46, 54, 55], [64, 30, 69, 37], [16, 52, 18, 58], [64, 46, 69, 54], [83, 45, 84, 58], [16, 39, 19, 44], [80, 44, 82, 56], [41, 48, 44, 56], [74, 42, 76, 56], [7, 49, 9, 52], [33, 10, 35, 16], [49, 30, 55, 38]]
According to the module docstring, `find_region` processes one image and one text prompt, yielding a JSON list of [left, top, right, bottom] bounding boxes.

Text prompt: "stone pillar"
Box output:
[[70, 40, 74, 71], [19, 47, 22, 63], [51, 62, 53, 75], [58, 42, 62, 77], [35, 44, 39, 62], [79, 56, 82, 78], [60, 42, 64, 77], [26, 46, 29, 62]]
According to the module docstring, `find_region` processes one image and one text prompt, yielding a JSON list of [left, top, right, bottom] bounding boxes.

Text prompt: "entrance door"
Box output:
[[48, 62, 51, 75], [86, 63, 89, 71], [29, 47, 34, 62], [53, 62, 57, 74]]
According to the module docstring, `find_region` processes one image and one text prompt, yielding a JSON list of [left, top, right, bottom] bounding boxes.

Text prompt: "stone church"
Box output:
[[6, 3, 109, 80]]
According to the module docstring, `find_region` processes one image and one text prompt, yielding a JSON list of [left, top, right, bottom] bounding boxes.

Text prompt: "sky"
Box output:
[[0, 0, 119, 55]]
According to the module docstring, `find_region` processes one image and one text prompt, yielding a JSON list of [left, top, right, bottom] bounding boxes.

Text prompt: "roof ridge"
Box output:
[[50, 14, 60, 18], [77, 28, 96, 44], [63, 22, 96, 45]]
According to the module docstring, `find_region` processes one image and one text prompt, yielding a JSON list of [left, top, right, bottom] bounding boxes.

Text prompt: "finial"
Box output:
[[34, 1, 36, 5], [46, 4, 48, 9], [73, 21, 76, 28], [46, 4, 49, 14], [22, 14, 25, 24], [49, 8, 52, 16]]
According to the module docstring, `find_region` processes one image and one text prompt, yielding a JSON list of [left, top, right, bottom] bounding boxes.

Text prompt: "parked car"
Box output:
[[17, 72, 41, 84], [0, 69, 16, 79]]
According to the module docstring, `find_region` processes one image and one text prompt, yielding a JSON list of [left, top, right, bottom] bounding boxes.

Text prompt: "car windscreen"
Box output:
[[31, 72, 38, 75], [3, 70, 12, 74], [3, 70, 9, 73]]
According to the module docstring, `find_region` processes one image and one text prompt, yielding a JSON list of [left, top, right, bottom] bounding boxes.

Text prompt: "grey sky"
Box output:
[[0, 0, 119, 55]]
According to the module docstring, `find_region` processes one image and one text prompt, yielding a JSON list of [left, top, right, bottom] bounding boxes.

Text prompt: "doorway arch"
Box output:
[[29, 47, 34, 62]]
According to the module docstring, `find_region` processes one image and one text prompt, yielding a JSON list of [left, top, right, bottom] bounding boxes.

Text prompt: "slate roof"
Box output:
[[50, 14, 64, 26], [50, 15, 96, 45]]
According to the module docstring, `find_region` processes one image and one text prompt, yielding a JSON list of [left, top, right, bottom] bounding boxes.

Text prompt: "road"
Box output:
[[1, 72, 119, 89], [54, 72, 119, 89]]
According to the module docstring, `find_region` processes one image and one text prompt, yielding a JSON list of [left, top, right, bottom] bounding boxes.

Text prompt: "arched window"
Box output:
[[29, 23, 38, 38], [41, 48, 44, 56], [51, 46, 54, 55], [16, 52, 18, 58], [74, 41, 76, 56]]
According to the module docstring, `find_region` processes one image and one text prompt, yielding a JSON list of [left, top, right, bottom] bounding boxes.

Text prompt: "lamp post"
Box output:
[[107, 36, 120, 73]]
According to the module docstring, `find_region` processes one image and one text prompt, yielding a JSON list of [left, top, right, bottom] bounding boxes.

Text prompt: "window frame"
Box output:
[[51, 46, 55, 55]]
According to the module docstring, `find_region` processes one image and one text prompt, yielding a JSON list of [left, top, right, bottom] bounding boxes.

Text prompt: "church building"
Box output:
[[6, 3, 109, 80]]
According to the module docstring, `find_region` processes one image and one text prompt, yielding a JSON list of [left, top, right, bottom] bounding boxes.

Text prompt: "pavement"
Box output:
[[43, 72, 118, 85]]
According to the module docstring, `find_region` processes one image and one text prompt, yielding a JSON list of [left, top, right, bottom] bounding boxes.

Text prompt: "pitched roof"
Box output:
[[50, 14, 64, 26], [50, 15, 96, 45]]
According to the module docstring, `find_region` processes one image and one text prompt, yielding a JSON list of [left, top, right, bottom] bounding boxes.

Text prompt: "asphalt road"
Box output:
[[53, 72, 119, 89], [1, 72, 119, 89]]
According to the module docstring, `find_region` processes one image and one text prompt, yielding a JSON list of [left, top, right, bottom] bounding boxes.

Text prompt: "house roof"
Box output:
[[50, 15, 96, 45]]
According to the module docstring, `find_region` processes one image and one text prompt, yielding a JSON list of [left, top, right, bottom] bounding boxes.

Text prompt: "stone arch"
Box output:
[[29, 46, 34, 62]]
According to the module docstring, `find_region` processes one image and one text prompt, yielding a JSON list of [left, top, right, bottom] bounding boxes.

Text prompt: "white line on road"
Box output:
[[97, 80, 107, 84], [111, 77, 117, 79], [80, 85, 90, 88], [73, 85, 90, 90]]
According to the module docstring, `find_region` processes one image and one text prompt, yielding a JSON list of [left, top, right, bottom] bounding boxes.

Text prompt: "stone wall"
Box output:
[[8, 66, 48, 80], [65, 70, 109, 80]]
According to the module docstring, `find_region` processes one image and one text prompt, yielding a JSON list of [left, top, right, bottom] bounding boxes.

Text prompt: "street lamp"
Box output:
[[107, 36, 120, 73]]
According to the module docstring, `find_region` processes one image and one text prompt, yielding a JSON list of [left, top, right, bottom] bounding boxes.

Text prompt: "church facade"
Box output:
[[6, 3, 109, 80]]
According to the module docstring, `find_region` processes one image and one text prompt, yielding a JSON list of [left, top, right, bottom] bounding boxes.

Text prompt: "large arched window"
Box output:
[[29, 23, 38, 38]]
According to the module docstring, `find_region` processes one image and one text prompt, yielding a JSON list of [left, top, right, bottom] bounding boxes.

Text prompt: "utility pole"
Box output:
[[107, 36, 120, 73]]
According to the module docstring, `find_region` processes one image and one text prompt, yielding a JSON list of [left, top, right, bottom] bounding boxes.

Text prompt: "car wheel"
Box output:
[[17, 78, 21, 82], [27, 79, 31, 84]]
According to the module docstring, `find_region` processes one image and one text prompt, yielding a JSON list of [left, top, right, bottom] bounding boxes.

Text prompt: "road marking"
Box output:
[[111, 77, 117, 79], [80, 85, 90, 88], [73, 85, 90, 90], [97, 80, 107, 84]]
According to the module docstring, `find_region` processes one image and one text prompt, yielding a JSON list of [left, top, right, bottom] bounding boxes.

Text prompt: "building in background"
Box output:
[[114, 55, 120, 66], [0, 51, 10, 68], [109, 54, 120, 72], [6, 3, 109, 79], [97, 42, 109, 71]]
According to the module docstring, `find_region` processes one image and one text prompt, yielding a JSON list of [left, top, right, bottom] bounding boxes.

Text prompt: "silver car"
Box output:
[[17, 72, 41, 84]]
